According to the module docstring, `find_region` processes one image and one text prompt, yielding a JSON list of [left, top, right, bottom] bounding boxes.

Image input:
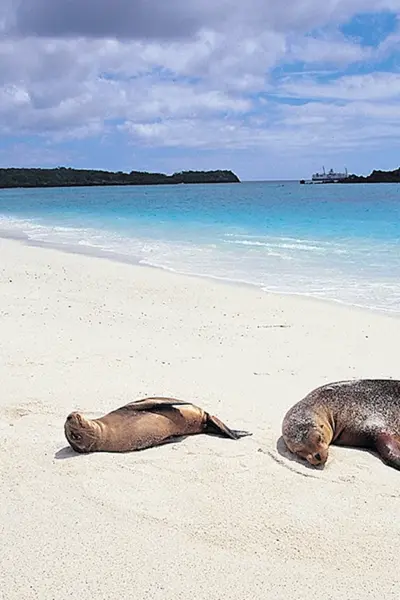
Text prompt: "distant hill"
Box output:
[[0, 167, 240, 189], [343, 167, 400, 183]]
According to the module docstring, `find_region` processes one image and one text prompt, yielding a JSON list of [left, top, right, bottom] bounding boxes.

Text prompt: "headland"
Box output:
[[0, 167, 240, 188]]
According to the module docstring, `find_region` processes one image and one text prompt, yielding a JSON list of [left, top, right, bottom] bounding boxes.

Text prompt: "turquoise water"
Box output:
[[0, 181, 400, 313]]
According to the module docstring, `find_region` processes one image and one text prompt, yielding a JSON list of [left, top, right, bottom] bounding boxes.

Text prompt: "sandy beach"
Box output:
[[1, 235, 399, 600]]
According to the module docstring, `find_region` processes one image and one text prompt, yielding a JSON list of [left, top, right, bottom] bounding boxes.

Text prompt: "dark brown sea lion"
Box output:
[[282, 379, 400, 471], [64, 396, 251, 453]]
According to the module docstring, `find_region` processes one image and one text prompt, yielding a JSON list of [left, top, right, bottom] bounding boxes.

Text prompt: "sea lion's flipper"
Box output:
[[205, 413, 252, 440], [119, 397, 193, 413], [375, 433, 400, 471]]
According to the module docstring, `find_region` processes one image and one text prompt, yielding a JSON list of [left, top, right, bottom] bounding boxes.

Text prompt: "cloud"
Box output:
[[275, 72, 400, 101], [0, 51, 252, 137], [0, 0, 400, 177], [276, 100, 400, 150], [122, 94, 400, 154], [10, 0, 209, 40], [3, 0, 399, 40]]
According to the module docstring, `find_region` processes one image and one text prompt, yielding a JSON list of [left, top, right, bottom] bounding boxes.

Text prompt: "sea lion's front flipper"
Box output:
[[205, 413, 252, 440], [119, 397, 193, 413], [375, 433, 400, 471]]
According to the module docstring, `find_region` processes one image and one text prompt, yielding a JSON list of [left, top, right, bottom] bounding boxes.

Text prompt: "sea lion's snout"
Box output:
[[64, 412, 95, 453], [66, 411, 83, 425], [64, 413, 83, 440], [307, 452, 322, 465], [305, 448, 328, 466]]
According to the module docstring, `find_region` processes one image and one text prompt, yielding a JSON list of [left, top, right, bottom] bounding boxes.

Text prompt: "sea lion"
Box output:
[[282, 379, 400, 471], [64, 396, 251, 453]]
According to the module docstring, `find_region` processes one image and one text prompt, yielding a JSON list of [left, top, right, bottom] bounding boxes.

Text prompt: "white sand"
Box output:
[[0, 236, 399, 600]]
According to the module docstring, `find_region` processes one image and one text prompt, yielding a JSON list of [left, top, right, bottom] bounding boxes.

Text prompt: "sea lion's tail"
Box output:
[[205, 413, 252, 440]]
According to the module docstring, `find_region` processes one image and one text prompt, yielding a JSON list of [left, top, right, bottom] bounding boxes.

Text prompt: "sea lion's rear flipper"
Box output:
[[375, 433, 400, 471], [205, 413, 252, 440]]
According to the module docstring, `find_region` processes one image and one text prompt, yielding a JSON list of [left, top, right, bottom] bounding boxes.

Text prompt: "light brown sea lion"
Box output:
[[64, 396, 252, 453], [282, 379, 400, 471]]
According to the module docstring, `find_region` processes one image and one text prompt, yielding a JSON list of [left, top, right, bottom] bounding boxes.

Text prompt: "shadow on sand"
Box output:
[[54, 446, 80, 460], [54, 435, 190, 459]]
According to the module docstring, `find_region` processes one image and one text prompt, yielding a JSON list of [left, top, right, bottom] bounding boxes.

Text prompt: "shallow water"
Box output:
[[1, 181, 400, 313]]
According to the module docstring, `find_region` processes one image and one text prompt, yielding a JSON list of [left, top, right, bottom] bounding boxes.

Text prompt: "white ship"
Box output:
[[311, 166, 348, 183]]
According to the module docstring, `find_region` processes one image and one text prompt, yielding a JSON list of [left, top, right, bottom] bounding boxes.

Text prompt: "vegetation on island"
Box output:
[[342, 167, 400, 183], [0, 167, 240, 189]]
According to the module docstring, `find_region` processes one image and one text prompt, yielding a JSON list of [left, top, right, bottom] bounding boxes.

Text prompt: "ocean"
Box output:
[[0, 181, 400, 314]]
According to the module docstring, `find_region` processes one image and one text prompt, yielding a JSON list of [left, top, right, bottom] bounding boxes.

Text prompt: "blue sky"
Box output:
[[0, 1, 400, 180]]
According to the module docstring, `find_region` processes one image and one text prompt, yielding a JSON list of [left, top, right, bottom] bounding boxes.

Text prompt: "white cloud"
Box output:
[[122, 95, 400, 153], [0, 0, 400, 174], [276, 99, 400, 146], [275, 72, 400, 101]]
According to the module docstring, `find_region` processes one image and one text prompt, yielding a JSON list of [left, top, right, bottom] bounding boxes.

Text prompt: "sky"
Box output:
[[1, 1, 400, 180]]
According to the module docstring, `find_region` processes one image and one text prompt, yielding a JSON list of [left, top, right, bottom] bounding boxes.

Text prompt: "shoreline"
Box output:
[[1, 234, 399, 599], [1, 228, 398, 321]]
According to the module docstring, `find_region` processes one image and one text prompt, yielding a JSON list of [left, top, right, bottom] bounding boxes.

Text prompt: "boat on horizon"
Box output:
[[311, 166, 348, 183]]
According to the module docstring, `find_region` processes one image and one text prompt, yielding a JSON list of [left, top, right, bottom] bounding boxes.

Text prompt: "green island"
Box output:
[[343, 167, 400, 183], [0, 167, 240, 189]]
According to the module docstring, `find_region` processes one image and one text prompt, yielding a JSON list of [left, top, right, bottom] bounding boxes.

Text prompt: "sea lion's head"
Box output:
[[64, 412, 99, 453], [282, 410, 332, 467]]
